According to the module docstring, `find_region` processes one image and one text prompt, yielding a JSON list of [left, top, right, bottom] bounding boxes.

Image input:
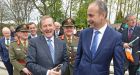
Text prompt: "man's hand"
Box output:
[[48, 69, 61, 75], [123, 43, 131, 49], [22, 68, 32, 75]]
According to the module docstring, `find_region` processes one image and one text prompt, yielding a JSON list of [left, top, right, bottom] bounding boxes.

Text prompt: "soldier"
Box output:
[[9, 25, 32, 75], [60, 18, 79, 75]]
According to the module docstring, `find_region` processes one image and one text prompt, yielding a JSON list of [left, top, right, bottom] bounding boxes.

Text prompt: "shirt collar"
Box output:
[[5, 37, 11, 40], [31, 34, 37, 38], [128, 26, 135, 30], [45, 36, 54, 43], [94, 23, 107, 34]]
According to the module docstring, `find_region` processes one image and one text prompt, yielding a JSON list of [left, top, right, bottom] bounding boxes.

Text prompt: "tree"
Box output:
[[75, 0, 93, 28], [32, 0, 64, 21], [4, 0, 34, 25], [0, 1, 5, 25]]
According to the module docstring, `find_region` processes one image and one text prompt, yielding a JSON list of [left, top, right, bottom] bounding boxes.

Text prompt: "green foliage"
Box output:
[[48, 0, 64, 21], [75, 0, 93, 28], [36, 0, 64, 22], [114, 10, 124, 23]]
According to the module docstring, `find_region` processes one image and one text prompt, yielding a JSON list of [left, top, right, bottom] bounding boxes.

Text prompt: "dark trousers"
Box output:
[[3, 61, 13, 75], [128, 64, 139, 75]]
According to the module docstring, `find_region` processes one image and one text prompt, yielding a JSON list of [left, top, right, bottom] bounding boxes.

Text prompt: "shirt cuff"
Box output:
[[46, 70, 50, 75]]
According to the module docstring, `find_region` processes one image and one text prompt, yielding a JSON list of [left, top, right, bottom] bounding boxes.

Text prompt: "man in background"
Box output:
[[122, 14, 140, 75], [59, 18, 79, 75], [0, 27, 14, 75], [54, 22, 64, 38], [27, 22, 39, 39]]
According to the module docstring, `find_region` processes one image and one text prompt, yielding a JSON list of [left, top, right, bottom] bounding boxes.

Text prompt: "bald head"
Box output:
[[2, 27, 11, 38]]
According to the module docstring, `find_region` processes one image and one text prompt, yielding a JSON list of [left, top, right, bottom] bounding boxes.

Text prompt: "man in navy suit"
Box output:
[[26, 16, 68, 75], [0, 27, 14, 75], [122, 14, 140, 75], [27, 22, 39, 39], [74, 1, 124, 75]]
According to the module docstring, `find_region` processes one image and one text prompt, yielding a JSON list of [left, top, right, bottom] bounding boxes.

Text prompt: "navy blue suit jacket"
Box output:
[[26, 35, 68, 75], [122, 26, 140, 65], [74, 26, 124, 75], [0, 37, 14, 62]]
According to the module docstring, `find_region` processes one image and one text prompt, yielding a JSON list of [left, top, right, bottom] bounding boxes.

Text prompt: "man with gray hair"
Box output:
[[54, 22, 64, 38], [74, 0, 124, 75], [122, 13, 140, 75], [0, 27, 14, 75]]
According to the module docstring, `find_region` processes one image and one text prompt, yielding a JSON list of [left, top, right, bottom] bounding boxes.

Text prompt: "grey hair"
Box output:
[[2, 27, 10, 33], [91, 0, 108, 18], [125, 13, 136, 21]]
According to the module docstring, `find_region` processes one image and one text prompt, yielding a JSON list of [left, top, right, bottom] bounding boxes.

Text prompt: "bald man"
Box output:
[[0, 27, 14, 75], [54, 22, 64, 37]]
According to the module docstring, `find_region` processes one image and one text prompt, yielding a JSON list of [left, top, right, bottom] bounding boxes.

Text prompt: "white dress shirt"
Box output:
[[31, 34, 38, 38], [5, 37, 11, 45], [45, 36, 55, 75], [90, 23, 107, 50]]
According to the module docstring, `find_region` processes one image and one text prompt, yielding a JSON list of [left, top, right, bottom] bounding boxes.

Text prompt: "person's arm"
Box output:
[[60, 42, 68, 75], [26, 39, 48, 75], [9, 43, 25, 72], [113, 34, 124, 75], [73, 31, 83, 75], [0, 43, 2, 57]]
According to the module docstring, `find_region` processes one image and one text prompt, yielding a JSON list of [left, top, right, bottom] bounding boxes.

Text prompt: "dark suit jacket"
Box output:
[[28, 34, 39, 39], [54, 27, 64, 37], [74, 26, 124, 75], [122, 26, 140, 65], [26, 35, 68, 75], [0, 37, 14, 62]]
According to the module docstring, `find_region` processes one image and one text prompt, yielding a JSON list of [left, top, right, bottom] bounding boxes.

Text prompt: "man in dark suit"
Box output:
[[27, 22, 39, 39], [74, 1, 124, 75], [0, 27, 14, 75], [26, 16, 68, 75], [54, 22, 64, 38], [122, 14, 140, 75]]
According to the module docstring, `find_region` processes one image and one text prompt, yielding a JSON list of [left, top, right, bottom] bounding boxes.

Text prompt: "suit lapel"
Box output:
[[93, 26, 110, 59], [41, 36, 54, 64], [86, 28, 93, 59], [124, 28, 129, 42], [54, 38, 59, 64], [1, 38, 5, 46], [131, 27, 138, 41]]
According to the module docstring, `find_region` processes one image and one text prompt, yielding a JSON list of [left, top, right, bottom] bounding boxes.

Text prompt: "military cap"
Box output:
[[15, 25, 29, 32], [62, 18, 75, 27]]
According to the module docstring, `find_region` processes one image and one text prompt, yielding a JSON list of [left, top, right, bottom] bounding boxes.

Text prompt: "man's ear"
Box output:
[[101, 12, 106, 19]]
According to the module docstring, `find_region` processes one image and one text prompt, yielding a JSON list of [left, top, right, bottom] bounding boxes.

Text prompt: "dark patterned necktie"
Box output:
[[128, 28, 133, 40]]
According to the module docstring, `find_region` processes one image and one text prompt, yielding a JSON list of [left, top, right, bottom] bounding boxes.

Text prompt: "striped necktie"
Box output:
[[47, 39, 55, 63]]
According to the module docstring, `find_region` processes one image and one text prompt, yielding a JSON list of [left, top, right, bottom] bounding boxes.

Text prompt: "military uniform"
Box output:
[[60, 18, 79, 75], [9, 25, 29, 75]]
